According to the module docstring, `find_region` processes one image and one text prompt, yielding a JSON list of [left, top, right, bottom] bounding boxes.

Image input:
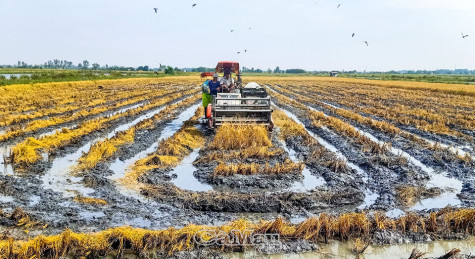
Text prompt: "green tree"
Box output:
[[92, 63, 100, 70], [82, 60, 89, 70], [164, 66, 174, 75], [137, 65, 149, 71]]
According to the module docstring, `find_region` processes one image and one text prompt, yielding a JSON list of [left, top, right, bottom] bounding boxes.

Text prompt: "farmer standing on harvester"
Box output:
[[202, 73, 220, 118]]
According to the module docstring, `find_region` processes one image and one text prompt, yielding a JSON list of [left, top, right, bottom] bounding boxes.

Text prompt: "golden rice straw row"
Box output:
[[76, 94, 200, 171], [0, 87, 189, 142], [11, 89, 200, 165], [213, 160, 304, 177], [280, 82, 471, 134], [0, 208, 472, 258], [123, 107, 205, 189], [0, 81, 179, 127], [269, 89, 391, 156], [273, 84, 473, 163], [209, 124, 272, 150]]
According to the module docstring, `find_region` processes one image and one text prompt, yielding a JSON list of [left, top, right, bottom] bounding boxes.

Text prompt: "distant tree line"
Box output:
[[1, 60, 151, 72], [2, 60, 475, 75]]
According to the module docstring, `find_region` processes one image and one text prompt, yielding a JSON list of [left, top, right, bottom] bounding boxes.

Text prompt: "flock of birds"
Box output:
[[152, 3, 470, 53]]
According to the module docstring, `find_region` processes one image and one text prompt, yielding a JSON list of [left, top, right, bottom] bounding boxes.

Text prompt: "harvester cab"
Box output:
[[203, 61, 273, 130]]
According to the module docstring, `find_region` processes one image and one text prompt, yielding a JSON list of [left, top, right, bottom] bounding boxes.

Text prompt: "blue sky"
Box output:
[[1, 0, 474, 71]]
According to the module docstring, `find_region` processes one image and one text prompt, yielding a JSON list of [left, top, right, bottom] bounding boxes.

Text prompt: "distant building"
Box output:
[[330, 71, 339, 77]]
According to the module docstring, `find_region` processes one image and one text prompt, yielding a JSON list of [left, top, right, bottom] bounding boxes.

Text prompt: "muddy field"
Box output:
[[0, 77, 474, 258]]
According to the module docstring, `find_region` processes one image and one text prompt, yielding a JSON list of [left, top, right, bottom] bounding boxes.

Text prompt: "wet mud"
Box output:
[[269, 85, 474, 212], [1, 84, 474, 258]]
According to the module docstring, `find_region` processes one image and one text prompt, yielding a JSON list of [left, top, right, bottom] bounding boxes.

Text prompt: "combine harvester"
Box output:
[[202, 61, 273, 129]]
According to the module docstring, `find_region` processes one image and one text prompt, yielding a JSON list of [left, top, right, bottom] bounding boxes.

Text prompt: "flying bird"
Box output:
[[192, 4, 197, 7], [363, 41, 368, 46], [231, 29, 234, 32], [249, 27, 252, 30], [352, 33, 355, 37], [244, 50, 247, 52], [337, 4, 341, 8], [153, 8, 158, 13], [237, 52, 240, 54], [462, 33, 469, 38]]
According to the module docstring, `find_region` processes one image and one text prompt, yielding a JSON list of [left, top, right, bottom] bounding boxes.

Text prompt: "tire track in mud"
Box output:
[[40, 97, 196, 199], [282, 82, 475, 142], [0, 87, 193, 145], [274, 84, 475, 154], [135, 111, 365, 218], [277, 135, 326, 193], [0, 90, 198, 169], [0, 95, 226, 232], [0, 83, 171, 129], [107, 102, 202, 200], [268, 87, 430, 210], [268, 86, 468, 212], [272, 105, 376, 210], [269, 85, 474, 208]]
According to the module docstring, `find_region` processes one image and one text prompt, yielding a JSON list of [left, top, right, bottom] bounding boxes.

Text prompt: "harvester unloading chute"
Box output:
[[205, 61, 273, 129]]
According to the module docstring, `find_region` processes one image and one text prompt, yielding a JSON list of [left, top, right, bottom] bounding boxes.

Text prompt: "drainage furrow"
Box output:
[[272, 104, 376, 208], [40, 98, 196, 198], [109, 103, 201, 199]]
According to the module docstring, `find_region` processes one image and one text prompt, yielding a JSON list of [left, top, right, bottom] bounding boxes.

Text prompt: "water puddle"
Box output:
[[290, 167, 326, 192], [0, 74, 32, 79], [170, 149, 213, 192], [385, 208, 406, 218], [124, 217, 152, 228], [157, 103, 201, 141], [38, 125, 76, 138], [229, 236, 475, 259], [40, 102, 194, 199], [0, 146, 14, 176], [275, 104, 364, 173], [106, 106, 164, 138], [403, 130, 473, 161], [274, 105, 375, 206], [273, 84, 472, 168], [110, 103, 200, 198], [358, 190, 379, 209], [277, 138, 326, 192], [349, 122, 463, 210], [0, 195, 14, 203], [275, 96, 463, 212], [28, 195, 41, 206], [411, 172, 462, 211], [41, 139, 99, 198], [79, 211, 106, 220], [38, 101, 151, 139]]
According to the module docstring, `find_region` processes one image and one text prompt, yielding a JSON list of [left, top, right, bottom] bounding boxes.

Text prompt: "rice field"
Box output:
[[0, 76, 474, 258]]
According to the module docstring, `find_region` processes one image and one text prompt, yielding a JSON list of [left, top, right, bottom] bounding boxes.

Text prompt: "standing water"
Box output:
[[40, 101, 192, 198], [170, 149, 213, 192], [227, 236, 475, 259], [41, 139, 99, 197], [109, 103, 201, 197], [273, 104, 376, 207], [277, 138, 326, 192]]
